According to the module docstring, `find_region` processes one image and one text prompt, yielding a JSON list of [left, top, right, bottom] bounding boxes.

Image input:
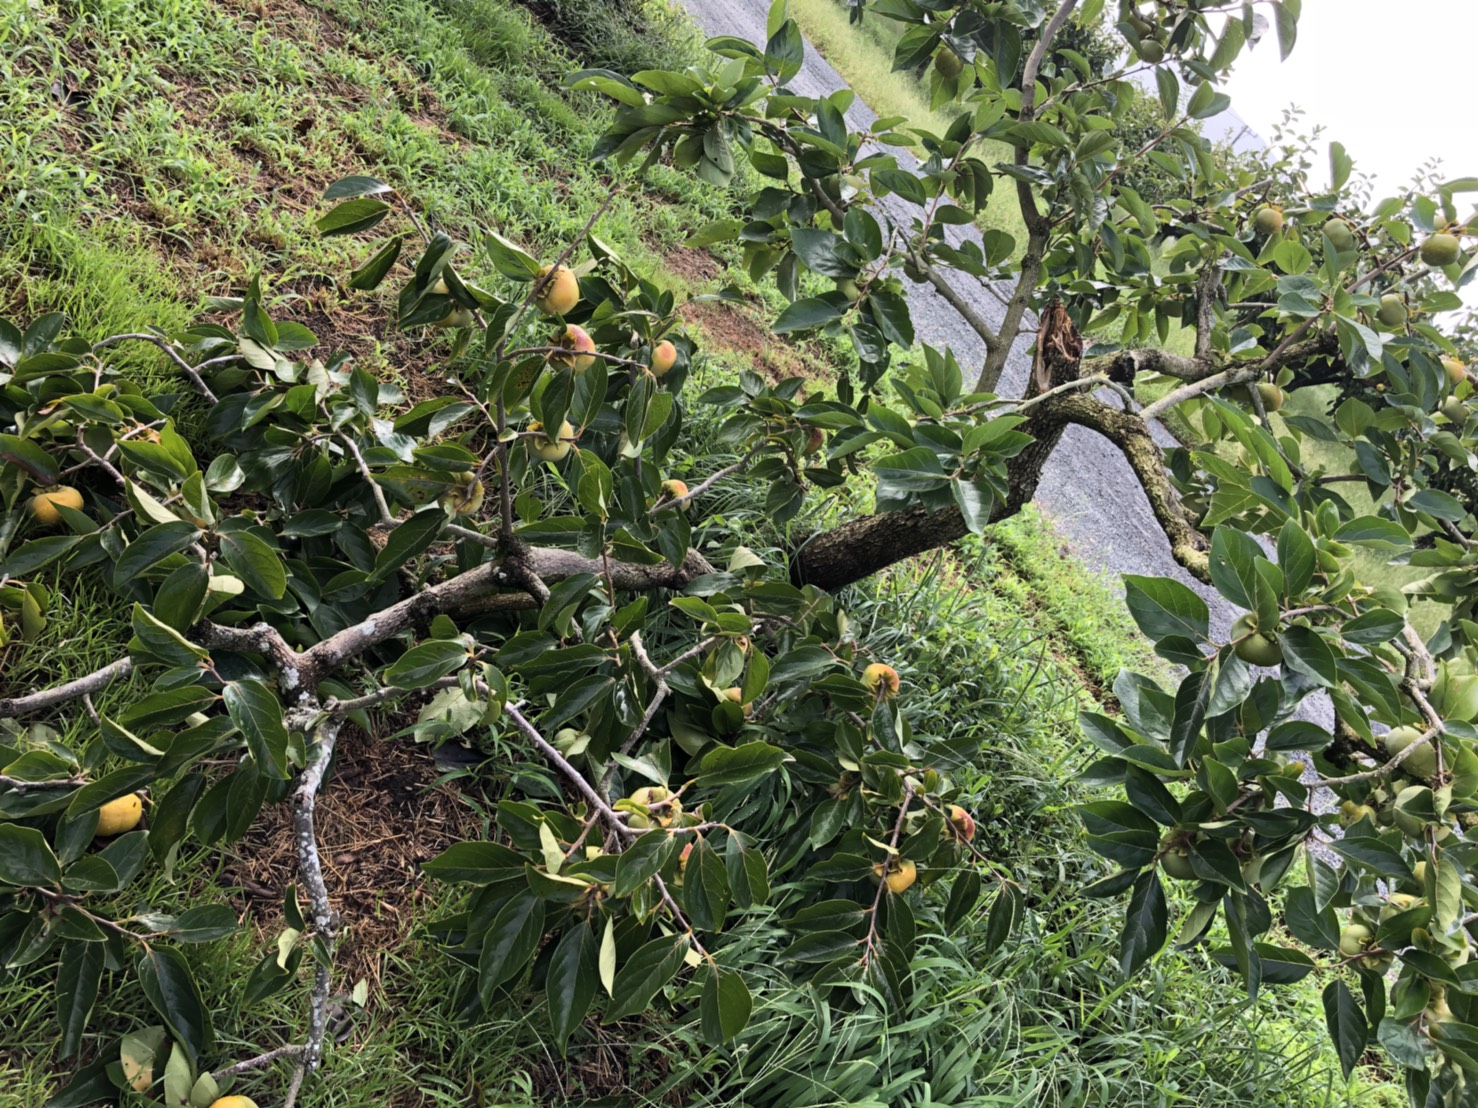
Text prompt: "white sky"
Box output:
[[1221, 0, 1477, 199], [1219, 0, 1477, 309]]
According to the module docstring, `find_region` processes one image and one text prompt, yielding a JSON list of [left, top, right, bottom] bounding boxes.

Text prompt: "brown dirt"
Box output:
[[662, 245, 720, 284], [680, 296, 825, 384], [528, 1032, 688, 1106], [225, 725, 481, 995]]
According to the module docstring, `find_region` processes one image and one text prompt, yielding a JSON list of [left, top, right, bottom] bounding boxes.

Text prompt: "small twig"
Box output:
[[657, 450, 761, 513], [213, 1043, 308, 1079], [503, 346, 648, 371], [505, 702, 631, 835], [652, 871, 713, 966], [337, 433, 394, 527], [860, 780, 915, 966], [91, 333, 219, 403], [657, 635, 722, 678], [0, 774, 89, 792], [0, 658, 134, 717]]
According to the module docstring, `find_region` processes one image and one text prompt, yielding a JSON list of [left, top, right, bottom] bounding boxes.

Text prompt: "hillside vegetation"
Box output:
[[0, 0, 1402, 1104]]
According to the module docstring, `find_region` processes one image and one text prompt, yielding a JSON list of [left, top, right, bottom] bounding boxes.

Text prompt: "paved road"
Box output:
[[681, 0, 1252, 638]]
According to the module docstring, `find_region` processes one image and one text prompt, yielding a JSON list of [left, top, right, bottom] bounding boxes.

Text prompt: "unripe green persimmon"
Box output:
[[1253, 205, 1284, 235], [1324, 218, 1356, 252], [1338, 922, 1373, 958], [1376, 294, 1408, 327], [1384, 726, 1437, 778], [1421, 232, 1461, 267], [933, 47, 964, 78]]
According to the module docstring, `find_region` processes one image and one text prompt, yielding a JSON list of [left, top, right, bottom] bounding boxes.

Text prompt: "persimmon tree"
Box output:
[[2, 0, 1477, 1104]]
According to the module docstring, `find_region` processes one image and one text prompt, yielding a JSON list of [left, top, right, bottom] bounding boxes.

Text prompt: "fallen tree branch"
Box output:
[[283, 716, 343, 1105], [213, 1043, 307, 1079], [0, 658, 135, 718], [0, 774, 89, 792], [92, 333, 220, 403], [506, 701, 632, 835]]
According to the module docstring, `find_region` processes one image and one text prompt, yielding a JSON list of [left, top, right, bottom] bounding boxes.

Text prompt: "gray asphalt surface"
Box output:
[[680, 0, 1249, 636]]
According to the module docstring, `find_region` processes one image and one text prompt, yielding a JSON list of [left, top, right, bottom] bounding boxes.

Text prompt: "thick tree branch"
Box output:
[[285, 716, 342, 1098], [1194, 263, 1221, 360], [910, 250, 1003, 358], [1084, 347, 1214, 383], [976, 0, 1078, 395], [1055, 394, 1211, 581], [197, 547, 709, 699]]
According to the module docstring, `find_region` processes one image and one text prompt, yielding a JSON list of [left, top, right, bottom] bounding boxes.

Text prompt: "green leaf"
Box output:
[[137, 946, 213, 1065], [349, 236, 404, 291], [131, 604, 210, 666], [546, 924, 598, 1055], [100, 715, 164, 763], [219, 530, 287, 600], [696, 741, 789, 787], [478, 890, 545, 1003], [868, 289, 914, 347], [1342, 608, 1402, 645], [1334, 515, 1410, 549], [684, 838, 731, 932], [773, 297, 844, 334], [0, 433, 61, 484], [153, 563, 210, 632], [162, 904, 239, 943], [2, 534, 85, 576], [42, 1059, 115, 1108], [1271, 0, 1294, 59], [56, 941, 104, 1059], [65, 767, 155, 821], [1329, 141, 1352, 190], [604, 934, 689, 1022], [223, 679, 291, 779], [983, 882, 1022, 957], [1123, 575, 1209, 642], [613, 832, 676, 898], [112, 521, 201, 588], [1408, 488, 1467, 522], [370, 510, 445, 584], [383, 640, 469, 689], [324, 175, 392, 200], [316, 197, 391, 236], [1154, 66, 1179, 119], [0, 822, 62, 887], [1249, 942, 1313, 984], [485, 230, 542, 280], [1322, 979, 1368, 1079], [1276, 518, 1316, 595], [1284, 886, 1339, 950], [1208, 526, 1262, 608], [423, 842, 527, 884], [1119, 870, 1167, 975], [1280, 626, 1338, 686], [700, 969, 752, 1045], [1329, 837, 1410, 880]]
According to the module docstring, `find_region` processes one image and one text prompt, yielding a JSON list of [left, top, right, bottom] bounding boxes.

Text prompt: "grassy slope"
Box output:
[[0, 0, 1399, 1104], [784, 0, 1028, 252]]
